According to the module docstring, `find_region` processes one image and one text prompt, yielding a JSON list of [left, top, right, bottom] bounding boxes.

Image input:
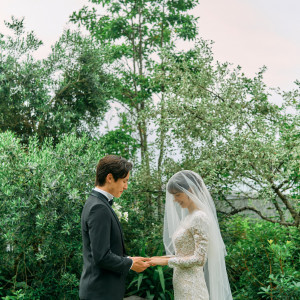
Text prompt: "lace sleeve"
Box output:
[[168, 212, 209, 268]]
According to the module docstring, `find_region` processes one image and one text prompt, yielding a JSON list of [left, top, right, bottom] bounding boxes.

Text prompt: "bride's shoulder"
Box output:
[[192, 209, 208, 218], [191, 210, 210, 226]]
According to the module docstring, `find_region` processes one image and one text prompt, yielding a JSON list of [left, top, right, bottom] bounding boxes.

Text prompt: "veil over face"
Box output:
[[163, 170, 233, 300]]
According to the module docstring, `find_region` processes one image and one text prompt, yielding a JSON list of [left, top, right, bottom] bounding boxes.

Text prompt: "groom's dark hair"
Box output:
[[95, 155, 133, 186]]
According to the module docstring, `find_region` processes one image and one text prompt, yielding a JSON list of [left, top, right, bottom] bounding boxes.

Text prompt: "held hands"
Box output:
[[130, 256, 151, 273], [149, 256, 170, 266], [129, 256, 170, 272]]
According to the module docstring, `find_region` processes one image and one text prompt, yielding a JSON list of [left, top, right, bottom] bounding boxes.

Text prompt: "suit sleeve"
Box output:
[[88, 204, 132, 274]]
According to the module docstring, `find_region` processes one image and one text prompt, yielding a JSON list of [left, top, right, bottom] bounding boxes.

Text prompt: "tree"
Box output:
[[99, 113, 139, 159], [159, 43, 300, 226], [0, 17, 46, 142], [0, 17, 112, 144], [71, 0, 200, 219]]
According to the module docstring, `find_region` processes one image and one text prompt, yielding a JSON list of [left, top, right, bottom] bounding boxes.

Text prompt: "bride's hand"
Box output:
[[149, 256, 170, 266]]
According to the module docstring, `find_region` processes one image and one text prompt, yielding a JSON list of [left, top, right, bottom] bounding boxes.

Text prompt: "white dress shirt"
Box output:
[[93, 187, 114, 201]]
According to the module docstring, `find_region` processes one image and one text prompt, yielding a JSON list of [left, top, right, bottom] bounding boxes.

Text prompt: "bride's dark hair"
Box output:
[[167, 170, 202, 194]]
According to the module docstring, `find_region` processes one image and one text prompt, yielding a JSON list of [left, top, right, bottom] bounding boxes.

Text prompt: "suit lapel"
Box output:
[[91, 190, 126, 253]]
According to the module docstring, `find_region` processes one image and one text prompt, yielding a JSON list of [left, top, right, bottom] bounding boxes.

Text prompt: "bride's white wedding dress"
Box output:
[[164, 171, 233, 299], [168, 210, 209, 300]]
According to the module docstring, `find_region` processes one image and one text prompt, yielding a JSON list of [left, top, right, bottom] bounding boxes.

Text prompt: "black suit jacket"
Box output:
[[79, 190, 132, 300]]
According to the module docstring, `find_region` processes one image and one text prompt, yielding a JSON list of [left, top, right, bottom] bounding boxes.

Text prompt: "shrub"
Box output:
[[222, 216, 299, 299], [1, 131, 298, 299], [125, 243, 174, 300], [0, 132, 109, 298]]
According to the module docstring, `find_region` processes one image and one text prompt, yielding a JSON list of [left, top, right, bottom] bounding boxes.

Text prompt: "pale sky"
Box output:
[[0, 0, 299, 92]]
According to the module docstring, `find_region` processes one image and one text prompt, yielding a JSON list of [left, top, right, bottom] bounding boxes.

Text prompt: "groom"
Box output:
[[79, 155, 150, 300]]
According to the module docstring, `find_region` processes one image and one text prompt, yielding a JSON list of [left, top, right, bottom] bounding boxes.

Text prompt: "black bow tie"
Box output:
[[109, 199, 114, 206]]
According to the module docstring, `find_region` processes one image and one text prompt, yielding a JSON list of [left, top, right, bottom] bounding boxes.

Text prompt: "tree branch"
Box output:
[[270, 182, 299, 227], [271, 197, 285, 223], [48, 78, 86, 106], [218, 206, 295, 226]]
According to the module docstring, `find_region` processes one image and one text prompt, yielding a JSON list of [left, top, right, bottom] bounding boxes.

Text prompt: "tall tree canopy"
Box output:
[[70, 1, 299, 225], [71, 0, 199, 168], [71, 0, 201, 219], [159, 44, 300, 226], [0, 17, 112, 143]]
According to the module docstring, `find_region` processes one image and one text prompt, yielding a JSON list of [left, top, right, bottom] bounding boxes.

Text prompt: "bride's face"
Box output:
[[173, 192, 191, 208]]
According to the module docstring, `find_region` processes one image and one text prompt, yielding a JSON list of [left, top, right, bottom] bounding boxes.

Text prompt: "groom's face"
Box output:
[[109, 172, 130, 198]]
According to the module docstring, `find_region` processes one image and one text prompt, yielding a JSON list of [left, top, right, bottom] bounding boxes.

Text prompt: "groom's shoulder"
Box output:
[[83, 190, 107, 209], [82, 192, 110, 220]]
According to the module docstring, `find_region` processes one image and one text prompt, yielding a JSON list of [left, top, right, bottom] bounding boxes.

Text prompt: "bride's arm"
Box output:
[[168, 212, 209, 268], [149, 256, 173, 266]]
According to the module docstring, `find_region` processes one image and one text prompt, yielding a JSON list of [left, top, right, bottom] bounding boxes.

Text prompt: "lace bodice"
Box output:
[[168, 210, 210, 300], [168, 210, 209, 268]]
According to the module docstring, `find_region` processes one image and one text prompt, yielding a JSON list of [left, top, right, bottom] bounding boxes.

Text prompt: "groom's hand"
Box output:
[[130, 256, 151, 273]]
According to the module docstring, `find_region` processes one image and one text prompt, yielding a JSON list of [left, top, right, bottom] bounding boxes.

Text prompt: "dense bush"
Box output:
[[222, 216, 300, 299], [1, 132, 298, 299], [0, 132, 107, 299], [124, 215, 299, 300]]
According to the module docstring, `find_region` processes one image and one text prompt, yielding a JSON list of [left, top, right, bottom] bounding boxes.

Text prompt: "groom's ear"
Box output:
[[105, 173, 114, 184]]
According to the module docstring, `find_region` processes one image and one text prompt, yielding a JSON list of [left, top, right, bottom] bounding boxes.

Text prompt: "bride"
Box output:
[[149, 170, 233, 300]]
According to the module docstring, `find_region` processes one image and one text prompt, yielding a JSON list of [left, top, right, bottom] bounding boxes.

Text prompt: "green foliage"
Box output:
[[0, 18, 112, 144], [159, 43, 300, 226], [119, 174, 164, 256], [70, 0, 201, 174], [1, 0, 299, 298], [71, 0, 199, 46], [126, 244, 174, 300], [222, 216, 300, 299], [100, 114, 139, 159], [1, 131, 298, 299], [0, 17, 47, 143], [0, 131, 129, 298]]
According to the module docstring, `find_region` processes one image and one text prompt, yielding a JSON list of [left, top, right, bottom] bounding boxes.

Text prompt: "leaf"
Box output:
[[157, 266, 165, 293], [137, 273, 144, 290]]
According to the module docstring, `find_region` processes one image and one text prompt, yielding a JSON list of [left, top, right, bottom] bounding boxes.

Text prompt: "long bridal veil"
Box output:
[[163, 170, 233, 300]]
